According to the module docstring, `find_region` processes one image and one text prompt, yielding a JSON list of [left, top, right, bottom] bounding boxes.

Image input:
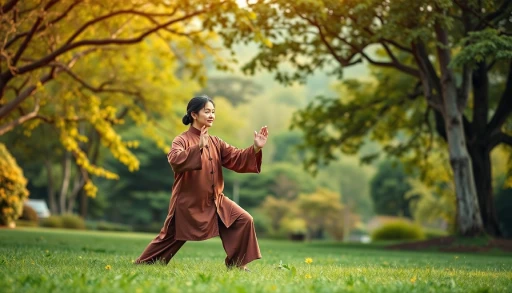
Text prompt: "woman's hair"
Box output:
[[182, 95, 215, 125]]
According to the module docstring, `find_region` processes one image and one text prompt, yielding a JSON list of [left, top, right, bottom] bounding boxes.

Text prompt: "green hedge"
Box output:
[[40, 216, 63, 228], [371, 221, 425, 241], [40, 214, 85, 229]]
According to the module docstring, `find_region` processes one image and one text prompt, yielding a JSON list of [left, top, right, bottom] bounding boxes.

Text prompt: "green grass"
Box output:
[[1, 228, 511, 293]]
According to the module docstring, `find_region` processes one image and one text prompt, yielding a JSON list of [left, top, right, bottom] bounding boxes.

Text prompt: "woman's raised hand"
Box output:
[[253, 126, 268, 151]]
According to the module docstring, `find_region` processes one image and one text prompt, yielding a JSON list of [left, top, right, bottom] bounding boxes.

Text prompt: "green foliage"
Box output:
[[40, 216, 63, 228], [60, 214, 86, 230], [0, 143, 29, 226], [452, 29, 512, 67], [370, 160, 417, 218], [19, 204, 39, 223], [371, 221, 425, 241]]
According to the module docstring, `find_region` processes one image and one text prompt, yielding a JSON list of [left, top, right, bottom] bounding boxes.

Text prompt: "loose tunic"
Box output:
[[159, 126, 262, 241]]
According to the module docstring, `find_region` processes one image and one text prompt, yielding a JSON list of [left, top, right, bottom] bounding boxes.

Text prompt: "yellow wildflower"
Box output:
[[410, 276, 417, 284], [305, 274, 312, 279], [305, 258, 313, 264], [105, 265, 112, 270]]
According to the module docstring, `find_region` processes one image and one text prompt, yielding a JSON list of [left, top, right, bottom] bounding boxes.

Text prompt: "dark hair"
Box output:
[[182, 95, 215, 125]]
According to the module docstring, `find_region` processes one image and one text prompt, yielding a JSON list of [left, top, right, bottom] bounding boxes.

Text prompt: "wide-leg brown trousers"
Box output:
[[135, 211, 261, 267]]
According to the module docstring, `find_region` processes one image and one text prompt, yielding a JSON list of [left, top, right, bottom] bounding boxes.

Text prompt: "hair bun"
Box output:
[[182, 114, 191, 125]]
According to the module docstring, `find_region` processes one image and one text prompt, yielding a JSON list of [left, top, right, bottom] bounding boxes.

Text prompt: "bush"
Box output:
[[371, 221, 425, 241], [19, 204, 39, 222], [41, 216, 63, 228], [424, 227, 449, 239], [97, 221, 132, 232], [0, 143, 29, 226], [60, 214, 85, 229]]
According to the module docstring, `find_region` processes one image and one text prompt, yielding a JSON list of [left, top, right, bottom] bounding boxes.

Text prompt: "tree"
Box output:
[[0, 0, 251, 200], [370, 160, 417, 218], [296, 188, 343, 240], [224, 0, 512, 236]]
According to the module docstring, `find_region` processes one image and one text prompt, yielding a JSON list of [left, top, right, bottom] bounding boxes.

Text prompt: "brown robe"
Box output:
[[136, 126, 262, 266]]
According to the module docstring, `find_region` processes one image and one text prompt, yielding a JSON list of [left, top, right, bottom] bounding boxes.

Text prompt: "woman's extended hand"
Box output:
[[253, 126, 268, 152], [199, 125, 209, 149]]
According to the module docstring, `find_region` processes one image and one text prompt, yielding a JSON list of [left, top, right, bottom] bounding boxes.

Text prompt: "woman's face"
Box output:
[[192, 101, 215, 128]]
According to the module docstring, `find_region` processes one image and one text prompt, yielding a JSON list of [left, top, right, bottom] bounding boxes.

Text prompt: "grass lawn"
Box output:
[[1, 228, 511, 293]]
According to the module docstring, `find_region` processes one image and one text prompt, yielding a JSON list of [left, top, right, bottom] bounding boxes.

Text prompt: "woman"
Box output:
[[135, 95, 268, 271]]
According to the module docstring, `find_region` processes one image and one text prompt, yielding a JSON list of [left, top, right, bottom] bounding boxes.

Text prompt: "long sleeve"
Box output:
[[167, 136, 202, 173], [218, 137, 262, 173]]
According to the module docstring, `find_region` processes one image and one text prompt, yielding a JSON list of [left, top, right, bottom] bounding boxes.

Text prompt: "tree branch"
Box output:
[[53, 62, 143, 97], [6, 0, 84, 49], [490, 132, 512, 149], [0, 68, 55, 120], [308, 15, 420, 77], [1, 0, 19, 13], [0, 97, 40, 135], [411, 41, 443, 111], [11, 7, 214, 77], [487, 60, 512, 137], [11, 0, 60, 66], [454, 0, 512, 33], [484, 0, 512, 24]]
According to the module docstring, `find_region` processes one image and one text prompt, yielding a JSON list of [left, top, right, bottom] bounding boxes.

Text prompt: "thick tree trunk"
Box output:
[[435, 25, 484, 236], [468, 147, 501, 235], [470, 61, 501, 236], [444, 108, 483, 235]]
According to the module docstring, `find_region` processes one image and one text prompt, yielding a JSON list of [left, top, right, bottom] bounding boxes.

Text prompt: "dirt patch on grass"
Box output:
[[386, 237, 512, 253]]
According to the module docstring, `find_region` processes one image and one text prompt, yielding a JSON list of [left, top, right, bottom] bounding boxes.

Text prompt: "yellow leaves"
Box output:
[[0, 143, 29, 225], [263, 38, 273, 48], [84, 181, 98, 198]]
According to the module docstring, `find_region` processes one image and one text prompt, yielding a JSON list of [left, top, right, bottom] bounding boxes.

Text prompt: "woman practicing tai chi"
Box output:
[[135, 95, 268, 271]]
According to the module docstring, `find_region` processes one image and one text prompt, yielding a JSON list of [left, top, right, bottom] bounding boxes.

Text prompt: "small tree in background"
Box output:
[[0, 143, 29, 227]]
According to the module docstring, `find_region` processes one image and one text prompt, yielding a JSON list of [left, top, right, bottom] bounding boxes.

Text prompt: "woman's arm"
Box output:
[[167, 136, 202, 173]]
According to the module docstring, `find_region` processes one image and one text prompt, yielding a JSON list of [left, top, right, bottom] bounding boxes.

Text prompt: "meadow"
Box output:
[[0, 228, 511, 293]]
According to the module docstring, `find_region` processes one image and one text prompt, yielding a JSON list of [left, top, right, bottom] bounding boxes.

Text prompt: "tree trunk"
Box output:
[[45, 159, 58, 214], [67, 168, 85, 214], [444, 105, 484, 235], [469, 146, 501, 235], [59, 152, 72, 214], [470, 61, 501, 236], [435, 24, 484, 236]]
